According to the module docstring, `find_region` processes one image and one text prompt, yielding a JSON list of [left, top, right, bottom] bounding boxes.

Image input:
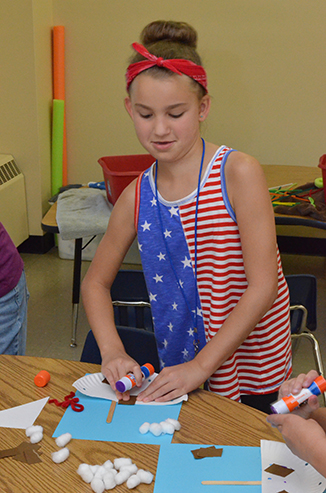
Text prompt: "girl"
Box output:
[[82, 20, 292, 413]]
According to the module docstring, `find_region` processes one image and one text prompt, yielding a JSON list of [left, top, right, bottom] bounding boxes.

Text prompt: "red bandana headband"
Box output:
[[126, 42, 208, 93]]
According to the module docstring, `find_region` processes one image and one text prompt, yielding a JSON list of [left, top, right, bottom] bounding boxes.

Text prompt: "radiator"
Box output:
[[0, 154, 29, 246]]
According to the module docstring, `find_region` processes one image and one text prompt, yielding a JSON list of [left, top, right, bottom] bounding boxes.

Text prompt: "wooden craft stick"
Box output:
[[202, 480, 262, 485], [106, 400, 116, 423]]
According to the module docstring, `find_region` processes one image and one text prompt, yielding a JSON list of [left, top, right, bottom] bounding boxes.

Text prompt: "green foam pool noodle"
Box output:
[[51, 99, 65, 195]]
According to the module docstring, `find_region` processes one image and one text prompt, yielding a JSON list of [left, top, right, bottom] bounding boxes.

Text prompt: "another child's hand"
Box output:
[[267, 413, 326, 468], [136, 359, 207, 403], [277, 370, 320, 419], [101, 352, 143, 401]]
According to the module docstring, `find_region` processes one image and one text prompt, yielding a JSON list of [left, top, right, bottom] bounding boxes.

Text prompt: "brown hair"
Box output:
[[129, 20, 206, 97]]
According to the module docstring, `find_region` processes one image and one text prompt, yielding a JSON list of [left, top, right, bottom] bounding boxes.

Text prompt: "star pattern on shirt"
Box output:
[[149, 293, 157, 302], [181, 256, 192, 268], [169, 206, 179, 218], [136, 174, 206, 370], [141, 220, 151, 231], [182, 348, 189, 359]]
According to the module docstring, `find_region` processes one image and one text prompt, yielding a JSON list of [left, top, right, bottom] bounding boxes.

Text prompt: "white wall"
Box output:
[[1, 1, 325, 236]]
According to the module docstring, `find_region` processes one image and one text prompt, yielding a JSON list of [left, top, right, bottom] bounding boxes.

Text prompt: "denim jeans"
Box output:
[[0, 270, 28, 355]]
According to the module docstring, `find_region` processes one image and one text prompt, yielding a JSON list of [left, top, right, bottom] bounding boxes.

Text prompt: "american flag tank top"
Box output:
[[135, 146, 292, 401]]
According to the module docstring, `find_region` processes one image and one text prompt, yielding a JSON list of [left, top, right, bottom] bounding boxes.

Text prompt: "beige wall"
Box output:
[[1, 0, 326, 237]]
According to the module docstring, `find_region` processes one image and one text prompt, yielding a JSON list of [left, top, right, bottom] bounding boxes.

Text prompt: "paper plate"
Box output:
[[72, 372, 188, 405], [261, 439, 326, 493]]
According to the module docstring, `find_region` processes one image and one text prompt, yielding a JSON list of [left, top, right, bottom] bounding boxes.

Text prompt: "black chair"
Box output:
[[111, 269, 154, 331], [80, 328, 160, 373], [286, 274, 325, 403]]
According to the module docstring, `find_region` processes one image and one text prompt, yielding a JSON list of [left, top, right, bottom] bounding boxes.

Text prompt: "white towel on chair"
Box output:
[[56, 188, 113, 240]]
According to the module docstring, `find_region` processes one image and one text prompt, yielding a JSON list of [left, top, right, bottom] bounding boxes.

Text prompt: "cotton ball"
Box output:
[[77, 464, 94, 483], [114, 457, 133, 470], [103, 472, 116, 490], [103, 459, 114, 470], [115, 469, 132, 485], [149, 422, 163, 436], [90, 465, 100, 474], [25, 425, 43, 437], [30, 431, 43, 443], [137, 469, 154, 484], [55, 432, 72, 448], [90, 477, 105, 493], [94, 465, 107, 479], [77, 463, 90, 475], [80, 470, 94, 484], [139, 422, 150, 434], [51, 447, 70, 463], [127, 474, 141, 489], [165, 418, 181, 431], [121, 464, 138, 475], [160, 421, 175, 435]]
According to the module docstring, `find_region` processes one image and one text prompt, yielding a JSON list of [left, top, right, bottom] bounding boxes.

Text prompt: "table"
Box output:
[[0, 355, 283, 493], [42, 165, 325, 348]]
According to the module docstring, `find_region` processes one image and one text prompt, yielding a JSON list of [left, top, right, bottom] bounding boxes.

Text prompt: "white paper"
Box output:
[[261, 439, 326, 493], [72, 372, 188, 405], [0, 397, 49, 429]]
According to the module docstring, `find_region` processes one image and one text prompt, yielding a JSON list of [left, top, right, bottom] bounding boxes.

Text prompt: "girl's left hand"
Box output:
[[136, 360, 208, 402]]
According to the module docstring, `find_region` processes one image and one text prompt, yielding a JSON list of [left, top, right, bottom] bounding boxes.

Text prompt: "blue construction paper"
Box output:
[[154, 444, 261, 493], [52, 390, 181, 445]]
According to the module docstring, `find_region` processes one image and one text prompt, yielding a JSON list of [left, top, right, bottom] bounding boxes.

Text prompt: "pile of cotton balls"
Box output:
[[77, 457, 153, 492], [139, 418, 181, 436]]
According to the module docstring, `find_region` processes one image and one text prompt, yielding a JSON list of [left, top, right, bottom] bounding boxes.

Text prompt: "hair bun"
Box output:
[[141, 20, 197, 48]]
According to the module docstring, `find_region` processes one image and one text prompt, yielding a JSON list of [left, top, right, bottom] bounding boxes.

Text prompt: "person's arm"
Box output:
[[267, 370, 326, 476], [138, 152, 281, 402], [267, 412, 326, 477], [81, 180, 144, 397]]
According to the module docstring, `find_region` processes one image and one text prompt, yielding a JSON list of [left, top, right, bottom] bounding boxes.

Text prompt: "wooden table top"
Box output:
[[0, 355, 283, 492]]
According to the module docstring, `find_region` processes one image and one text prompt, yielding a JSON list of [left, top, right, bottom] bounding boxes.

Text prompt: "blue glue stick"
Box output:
[[115, 363, 155, 393], [271, 375, 326, 414]]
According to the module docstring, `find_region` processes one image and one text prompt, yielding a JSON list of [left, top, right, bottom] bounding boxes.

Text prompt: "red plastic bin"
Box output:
[[98, 154, 155, 204], [318, 154, 326, 204]]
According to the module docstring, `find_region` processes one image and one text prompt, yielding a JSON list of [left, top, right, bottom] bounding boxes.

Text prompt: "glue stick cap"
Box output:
[[315, 375, 326, 393], [141, 363, 155, 378], [34, 370, 51, 387]]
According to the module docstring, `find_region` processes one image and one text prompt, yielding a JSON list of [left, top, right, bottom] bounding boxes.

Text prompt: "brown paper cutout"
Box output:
[[264, 463, 294, 477], [118, 396, 137, 405], [0, 442, 42, 464], [191, 446, 223, 459]]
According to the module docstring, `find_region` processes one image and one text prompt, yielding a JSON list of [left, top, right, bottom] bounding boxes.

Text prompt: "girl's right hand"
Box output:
[[101, 352, 143, 401], [278, 370, 320, 419]]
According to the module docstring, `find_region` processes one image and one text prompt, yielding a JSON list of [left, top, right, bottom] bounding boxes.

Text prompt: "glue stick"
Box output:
[[270, 375, 326, 414], [115, 363, 154, 393]]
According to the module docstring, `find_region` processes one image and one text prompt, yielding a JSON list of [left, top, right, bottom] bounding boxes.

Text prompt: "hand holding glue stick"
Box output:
[[270, 375, 326, 414], [115, 363, 154, 393]]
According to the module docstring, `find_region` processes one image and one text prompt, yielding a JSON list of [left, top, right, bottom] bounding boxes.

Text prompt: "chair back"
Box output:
[[111, 269, 153, 331], [80, 328, 160, 373], [285, 274, 317, 333]]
